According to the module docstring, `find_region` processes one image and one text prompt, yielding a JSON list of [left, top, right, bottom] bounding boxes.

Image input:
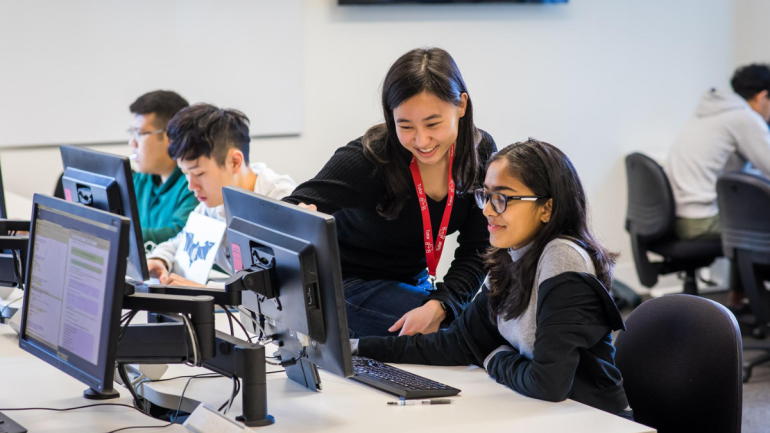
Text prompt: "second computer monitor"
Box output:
[[223, 186, 353, 379], [19, 194, 130, 396], [60, 145, 149, 282]]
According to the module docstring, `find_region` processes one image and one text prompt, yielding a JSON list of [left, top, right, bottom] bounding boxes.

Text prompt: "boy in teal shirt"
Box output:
[[128, 90, 198, 253]]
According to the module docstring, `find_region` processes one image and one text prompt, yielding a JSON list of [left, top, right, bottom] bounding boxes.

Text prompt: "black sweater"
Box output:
[[283, 132, 497, 320], [358, 272, 629, 415]]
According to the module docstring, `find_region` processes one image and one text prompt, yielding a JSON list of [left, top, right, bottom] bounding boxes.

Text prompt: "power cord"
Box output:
[[265, 346, 307, 367], [224, 306, 253, 343], [11, 250, 24, 290], [218, 304, 235, 337], [181, 315, 200, 367], [235, 306, 269, 342], [118, 363, 146, 413], [147, 373, 221, 383], [0, 296, 22, 318], [217, 376, 240, 414], [0, 403, 174, 433]]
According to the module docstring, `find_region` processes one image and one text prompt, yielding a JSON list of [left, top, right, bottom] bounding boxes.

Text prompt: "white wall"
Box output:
[[1, 0, 737, 288], [734, 0, 770, 66], [0, 0, 303, 146]]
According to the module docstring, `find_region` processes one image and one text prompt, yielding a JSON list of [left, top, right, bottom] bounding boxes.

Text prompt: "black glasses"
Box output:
[[474, 188, 547, 214]]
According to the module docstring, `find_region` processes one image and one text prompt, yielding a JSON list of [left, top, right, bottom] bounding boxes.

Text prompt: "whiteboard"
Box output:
[[0, 0, 302, 147]]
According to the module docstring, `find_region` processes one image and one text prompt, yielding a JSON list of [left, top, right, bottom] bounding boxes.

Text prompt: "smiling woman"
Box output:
[[283, 47, 496, 339]]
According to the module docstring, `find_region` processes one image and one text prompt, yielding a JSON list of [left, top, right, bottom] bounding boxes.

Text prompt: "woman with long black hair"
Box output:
[[284, 47, 497, 338], [354, 139, 631, 418]]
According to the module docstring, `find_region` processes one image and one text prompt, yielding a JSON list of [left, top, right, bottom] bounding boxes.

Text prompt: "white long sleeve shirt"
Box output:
[[148, 162, 296, 286], [667, 89, 770, 219]]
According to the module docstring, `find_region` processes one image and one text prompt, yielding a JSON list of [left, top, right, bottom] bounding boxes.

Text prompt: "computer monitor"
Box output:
[[60, 145, 149, 282], [0, 160, 28, 288], [223, 186, 353, 382], [19, 194, 130, 397]]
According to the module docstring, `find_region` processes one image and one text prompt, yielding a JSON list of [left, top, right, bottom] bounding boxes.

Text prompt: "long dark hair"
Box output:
[[362, 47, 480, 219], [486, 139, 617, 321]]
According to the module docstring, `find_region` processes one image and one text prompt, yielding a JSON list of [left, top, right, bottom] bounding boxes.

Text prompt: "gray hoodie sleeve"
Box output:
[[731, 110, 770, 178]]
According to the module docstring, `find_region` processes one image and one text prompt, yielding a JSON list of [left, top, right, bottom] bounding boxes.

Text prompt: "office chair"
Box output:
[[625, 153, 723, 295], [615, 294, 743, 433], [717, 172, 770, 382], [53, 172, 65, 199]]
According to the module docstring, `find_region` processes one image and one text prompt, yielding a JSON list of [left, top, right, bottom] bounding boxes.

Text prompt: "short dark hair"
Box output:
[[166, 103, 251, 166], [731, 64, 770, 100], [129, 90, 189, 129]]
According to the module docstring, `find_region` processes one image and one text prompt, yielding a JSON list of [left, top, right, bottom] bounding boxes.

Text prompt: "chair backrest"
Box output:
[[625, 153, 676, 240], [615, 294, 742, 433], [717, 172, 770, 258]]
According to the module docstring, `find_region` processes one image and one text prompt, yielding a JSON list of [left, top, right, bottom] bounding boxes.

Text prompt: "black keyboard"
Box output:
[[0, 412, 27, 433], [350, 356, 460, 399]]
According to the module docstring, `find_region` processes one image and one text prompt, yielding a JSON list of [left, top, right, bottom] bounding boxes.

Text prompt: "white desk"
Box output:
[[0, 316, 655, 433], [0, 326, 186, 433], [138, 314, 655, 433]]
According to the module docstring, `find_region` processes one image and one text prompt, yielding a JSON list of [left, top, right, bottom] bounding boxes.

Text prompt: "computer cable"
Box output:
[[0, 296, 22, 318], [147, 373, 221, 383], [225, 305, 253, 343], [169, 375, 196, 424], [265, 346, 307, 367], [118, 310, 139, 342], [221, 306, 245, 341], [181, 314, 200, 368], [217, 376, 240, 414], [235, 305, 269, 342], [118, 362, 147, 413], [11, 250, 24, 291], [0, 403, 173, 433], [217, 304, 235, 337], [103, 371, 200, 432]]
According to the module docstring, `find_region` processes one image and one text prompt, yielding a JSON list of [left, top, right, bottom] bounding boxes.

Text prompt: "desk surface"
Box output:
[[0, 315, 655, 433], [0, 326, 184, 432]]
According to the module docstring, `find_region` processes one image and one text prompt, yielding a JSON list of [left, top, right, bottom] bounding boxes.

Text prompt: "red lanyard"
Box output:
[[409, 144, 456, 280]]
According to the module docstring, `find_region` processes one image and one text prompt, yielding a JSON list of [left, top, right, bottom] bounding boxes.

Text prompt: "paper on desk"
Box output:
[[184, 403, 246, 433], [172, 213, 226, 285]]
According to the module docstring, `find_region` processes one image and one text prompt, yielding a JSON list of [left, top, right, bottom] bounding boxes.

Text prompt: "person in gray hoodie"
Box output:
[[666, 63, 770, 307]]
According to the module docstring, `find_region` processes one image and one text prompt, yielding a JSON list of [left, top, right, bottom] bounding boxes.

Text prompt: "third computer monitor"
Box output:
[[60, 145, 149, 282], [223, 186, 353, 379]]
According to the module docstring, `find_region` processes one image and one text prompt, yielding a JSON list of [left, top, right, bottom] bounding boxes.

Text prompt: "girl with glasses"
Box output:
[[283, 47, 496, 338], [354, 139, 632, 419]]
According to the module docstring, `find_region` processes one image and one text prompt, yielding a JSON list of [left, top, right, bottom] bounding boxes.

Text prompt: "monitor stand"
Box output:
[[281, 348, 321, 391], [83, 386, 120, 400], [0, 410, 27, 433]]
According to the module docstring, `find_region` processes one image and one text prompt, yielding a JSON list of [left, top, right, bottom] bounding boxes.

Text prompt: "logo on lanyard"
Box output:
[[409, 144, 456, 285]]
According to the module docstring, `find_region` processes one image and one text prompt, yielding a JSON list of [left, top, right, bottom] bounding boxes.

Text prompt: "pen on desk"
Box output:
[[387, 399, 453, 406]]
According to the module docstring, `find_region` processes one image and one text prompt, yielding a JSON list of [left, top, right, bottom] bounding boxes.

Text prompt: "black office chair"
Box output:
[[53, 172, 65, 200], [717, 172, 770, 382], [615, 294, 743, 433], [625, 153, 723, 295]]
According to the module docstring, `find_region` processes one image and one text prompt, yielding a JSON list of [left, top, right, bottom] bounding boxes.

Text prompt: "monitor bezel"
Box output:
[[223, 186, 353, 378], [19, 194, 130, 393], [60, 145, 149, 282]]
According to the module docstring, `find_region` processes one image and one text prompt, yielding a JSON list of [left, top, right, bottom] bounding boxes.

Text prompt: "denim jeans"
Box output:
[[344, 271, 433, 338]]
